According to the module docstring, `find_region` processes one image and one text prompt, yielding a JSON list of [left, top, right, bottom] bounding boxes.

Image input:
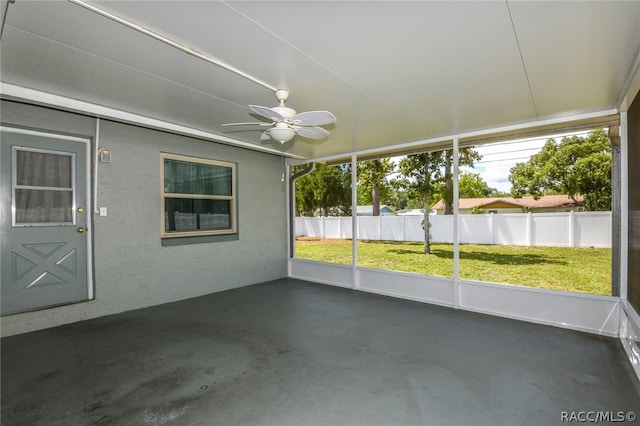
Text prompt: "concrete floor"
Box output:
[[2, 278, 639, 426]]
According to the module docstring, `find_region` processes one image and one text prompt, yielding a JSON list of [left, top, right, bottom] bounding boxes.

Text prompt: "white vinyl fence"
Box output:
[[295, 212, 611, 248]]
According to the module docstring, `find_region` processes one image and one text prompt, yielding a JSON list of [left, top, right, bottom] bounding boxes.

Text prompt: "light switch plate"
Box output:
[[99, 207, 108, 217]]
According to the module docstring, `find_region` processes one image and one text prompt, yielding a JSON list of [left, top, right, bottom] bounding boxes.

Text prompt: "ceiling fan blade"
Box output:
[[221, 122, 273, 127], [291, 111, 337, 126], [295, 126, 330, 139], [249, 105, 284, 122]]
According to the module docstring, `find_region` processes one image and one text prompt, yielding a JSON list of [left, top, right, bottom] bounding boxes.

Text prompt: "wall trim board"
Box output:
[[357, 267, 454, 308], [288, 259, 353, 289], [288, 259, 620, 337], [459, 280, 619, 337]]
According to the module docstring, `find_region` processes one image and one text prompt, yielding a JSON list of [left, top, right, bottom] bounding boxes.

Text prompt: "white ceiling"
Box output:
[[1, 1, 640, 160]]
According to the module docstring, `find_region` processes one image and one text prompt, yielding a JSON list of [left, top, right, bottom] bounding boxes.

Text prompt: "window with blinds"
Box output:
[[161, 153, 237, 237]]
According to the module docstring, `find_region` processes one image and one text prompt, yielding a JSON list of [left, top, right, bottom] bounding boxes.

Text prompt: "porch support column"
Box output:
[[453, 138, 460, 309], [352, 155, 359, 290]]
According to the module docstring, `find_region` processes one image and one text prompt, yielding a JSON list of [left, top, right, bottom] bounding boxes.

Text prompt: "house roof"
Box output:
[[432, 195, 584, 211], [1, 1, 637, 160]]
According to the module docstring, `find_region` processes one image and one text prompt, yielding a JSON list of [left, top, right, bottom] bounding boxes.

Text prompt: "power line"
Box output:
[[475, 156, 532, 164], [474, 130, 594, 160], [479, 146, 543, 157]]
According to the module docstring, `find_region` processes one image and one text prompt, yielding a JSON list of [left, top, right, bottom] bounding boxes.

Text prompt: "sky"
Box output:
[[466, 130, 591, 194]]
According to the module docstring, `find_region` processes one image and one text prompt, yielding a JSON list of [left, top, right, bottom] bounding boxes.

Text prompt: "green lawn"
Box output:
[[294, 238, 612, 295]]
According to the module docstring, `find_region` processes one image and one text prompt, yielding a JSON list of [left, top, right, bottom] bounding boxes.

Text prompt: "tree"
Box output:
[[458, 172, 497, 198], [438, 148, 483, 215], [396, 152, 444, 254], [573, 152, 611, 211], [357, 159, 395, 216], [396, 148, 483, 253], [294, 164, 351, 216], [383, 186, 410, 211], [508, 129, 611, 211]]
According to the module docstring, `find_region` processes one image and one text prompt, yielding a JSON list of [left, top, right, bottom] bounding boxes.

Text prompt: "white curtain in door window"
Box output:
[[14, 150, 73, 224]]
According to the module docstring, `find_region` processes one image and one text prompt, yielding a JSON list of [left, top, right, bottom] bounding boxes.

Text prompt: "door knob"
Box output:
[[77, 227, 86, 233]]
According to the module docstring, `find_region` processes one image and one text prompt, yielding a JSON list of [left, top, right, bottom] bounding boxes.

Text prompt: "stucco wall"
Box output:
[[1, 101, 287, 336]]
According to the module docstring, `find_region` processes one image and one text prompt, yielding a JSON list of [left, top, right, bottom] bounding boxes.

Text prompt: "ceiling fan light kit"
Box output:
[[267, 124, 296, 143], [222, 89, 336, 144]]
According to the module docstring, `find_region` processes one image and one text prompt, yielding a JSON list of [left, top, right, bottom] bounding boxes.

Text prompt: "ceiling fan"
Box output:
[[222, 89, 336, 144]]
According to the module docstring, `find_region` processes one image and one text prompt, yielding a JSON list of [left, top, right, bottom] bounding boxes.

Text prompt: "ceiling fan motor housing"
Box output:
[[271, 105, 296, 120]]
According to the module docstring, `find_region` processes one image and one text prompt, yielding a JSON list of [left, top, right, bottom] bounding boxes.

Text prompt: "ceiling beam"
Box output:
[[67, 0, 277, 92]]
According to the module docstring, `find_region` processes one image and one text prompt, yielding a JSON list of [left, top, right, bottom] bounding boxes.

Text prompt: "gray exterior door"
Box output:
[[1, 128, 90, 314]]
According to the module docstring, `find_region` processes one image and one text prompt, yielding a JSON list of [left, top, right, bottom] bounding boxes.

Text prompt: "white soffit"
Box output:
[[508, 1, 640, 117]]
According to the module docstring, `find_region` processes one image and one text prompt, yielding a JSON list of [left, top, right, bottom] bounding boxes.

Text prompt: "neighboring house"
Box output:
[[431, 195, 585, 215], [357, 205, 397, 216]]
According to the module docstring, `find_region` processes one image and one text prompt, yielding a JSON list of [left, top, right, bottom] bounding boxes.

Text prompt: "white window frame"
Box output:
[[160, 153, 237, 238]]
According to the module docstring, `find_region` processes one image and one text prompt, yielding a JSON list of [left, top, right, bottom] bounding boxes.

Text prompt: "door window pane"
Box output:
[[13, 148, 75, 225], [16, 150, 72, 188], [15, 189, 73, 224]]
